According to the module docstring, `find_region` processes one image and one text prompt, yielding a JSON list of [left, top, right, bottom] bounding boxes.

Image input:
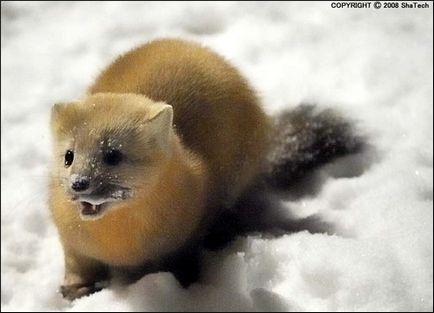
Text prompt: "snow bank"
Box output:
[[1, 2, 432, 311]]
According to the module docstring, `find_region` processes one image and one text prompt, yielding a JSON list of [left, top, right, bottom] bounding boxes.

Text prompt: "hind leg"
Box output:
[[162, 242, 203, 287]]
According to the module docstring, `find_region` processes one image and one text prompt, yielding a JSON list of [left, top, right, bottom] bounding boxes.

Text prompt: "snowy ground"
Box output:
[[1, 1, 432, 311]]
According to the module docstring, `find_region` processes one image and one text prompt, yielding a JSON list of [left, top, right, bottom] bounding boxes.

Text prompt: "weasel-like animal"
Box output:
[[50, 39, 363, 300], [50, 39, 270, 300]]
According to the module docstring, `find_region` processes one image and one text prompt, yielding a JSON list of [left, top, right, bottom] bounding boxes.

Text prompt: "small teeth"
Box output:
[[79, 198, 108, 205]]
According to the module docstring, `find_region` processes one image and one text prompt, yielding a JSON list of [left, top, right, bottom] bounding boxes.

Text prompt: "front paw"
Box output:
[[60, 283, 103, 301]]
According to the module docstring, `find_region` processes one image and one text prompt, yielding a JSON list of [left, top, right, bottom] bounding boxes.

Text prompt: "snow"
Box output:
[[1, 1, 432, 311]]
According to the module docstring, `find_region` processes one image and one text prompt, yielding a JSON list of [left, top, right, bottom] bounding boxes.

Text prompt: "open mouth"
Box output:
[[76, 198, 114, 220], [72, 188, 132, 220], [79, 201, 108, 217]]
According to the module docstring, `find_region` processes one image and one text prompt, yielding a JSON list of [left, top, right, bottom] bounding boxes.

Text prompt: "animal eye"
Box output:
[[103, 149, 123, 166], [64, 150, 74, 167]]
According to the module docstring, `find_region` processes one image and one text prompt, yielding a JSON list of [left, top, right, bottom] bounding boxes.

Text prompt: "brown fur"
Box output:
[[88, 39, 270, 204], [50, 39, 270, 300]]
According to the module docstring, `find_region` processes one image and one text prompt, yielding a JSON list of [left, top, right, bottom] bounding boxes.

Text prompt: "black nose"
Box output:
[[71, 177, 90, 192]]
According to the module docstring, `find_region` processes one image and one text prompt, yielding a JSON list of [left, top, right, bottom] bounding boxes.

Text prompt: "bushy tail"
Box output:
[[264, 104, 365, 189], [204, 105, 366, 250]]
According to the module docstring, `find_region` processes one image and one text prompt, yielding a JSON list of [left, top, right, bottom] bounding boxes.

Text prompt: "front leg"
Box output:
[[61, 248, 109, 301]]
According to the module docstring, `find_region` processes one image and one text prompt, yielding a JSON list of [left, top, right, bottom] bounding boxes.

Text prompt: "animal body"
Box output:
[[50, 39, 362, 300]]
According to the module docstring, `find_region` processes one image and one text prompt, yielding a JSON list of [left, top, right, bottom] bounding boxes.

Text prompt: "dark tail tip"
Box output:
[[265, 104, 366, 190]]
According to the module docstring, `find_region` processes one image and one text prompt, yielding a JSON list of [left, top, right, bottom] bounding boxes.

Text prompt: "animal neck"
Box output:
[[140, 134, 204, 209]]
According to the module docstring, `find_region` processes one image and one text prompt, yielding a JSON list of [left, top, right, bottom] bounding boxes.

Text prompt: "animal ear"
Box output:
[[146, 103, 174, 152], [51, 101, 81, 135], [148, 102, 173, 127]]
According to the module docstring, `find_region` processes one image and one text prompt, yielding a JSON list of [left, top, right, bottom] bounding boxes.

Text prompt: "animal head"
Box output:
[[51, 93, 173, 220]]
